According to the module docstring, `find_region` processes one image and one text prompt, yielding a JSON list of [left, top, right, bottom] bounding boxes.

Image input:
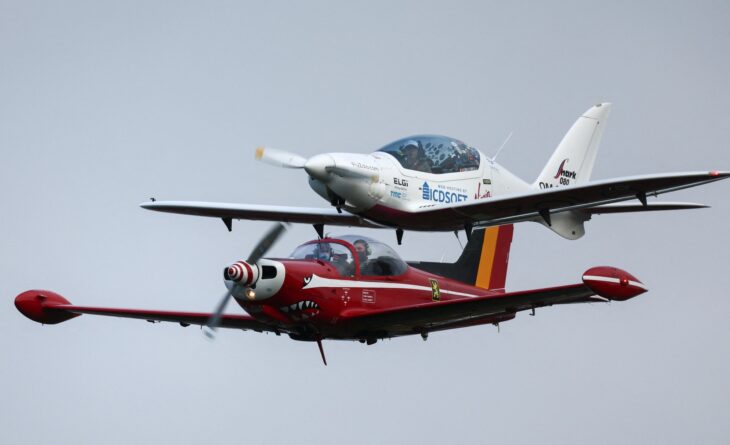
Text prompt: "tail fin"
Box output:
[[534, 103, 611, 189], [409, 225, 514, 291]]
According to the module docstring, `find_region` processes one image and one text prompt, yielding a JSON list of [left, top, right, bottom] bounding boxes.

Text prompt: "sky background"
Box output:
[[1, 1, 729, 444]]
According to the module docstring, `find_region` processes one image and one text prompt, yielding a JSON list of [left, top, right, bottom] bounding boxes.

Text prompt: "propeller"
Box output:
[[255, 146, 307, 169], [203, 222, 288, 339], [255, 147, 375, 181]]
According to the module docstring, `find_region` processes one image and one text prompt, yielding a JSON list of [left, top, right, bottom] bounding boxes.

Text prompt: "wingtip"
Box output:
[[709, 170, 730, 178]]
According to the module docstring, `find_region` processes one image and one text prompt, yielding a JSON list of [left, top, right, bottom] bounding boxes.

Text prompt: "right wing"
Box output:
[[141, 201, 383, 228], [412, 171, 728, 228]]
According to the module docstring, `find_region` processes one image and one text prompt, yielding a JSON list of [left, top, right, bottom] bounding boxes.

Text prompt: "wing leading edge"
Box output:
[[140, 201, 383, 228]]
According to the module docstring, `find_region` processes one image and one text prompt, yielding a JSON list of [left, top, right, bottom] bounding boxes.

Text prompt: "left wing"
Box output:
[[338, 284, 599, 338], [140, 201, 382, 228], [337, 267, 647, 338]]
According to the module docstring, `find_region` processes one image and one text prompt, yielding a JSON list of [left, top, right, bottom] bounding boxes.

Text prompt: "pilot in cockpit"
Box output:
[[353, 239, 371, 273], [402, 140, 431, 172]]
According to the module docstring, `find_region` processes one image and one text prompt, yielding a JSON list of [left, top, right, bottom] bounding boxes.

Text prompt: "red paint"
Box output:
[[14, 237, 649, 344], [15, 290, 80, 324], [582, 266, 647, 301], [489, 225, 514, 291]]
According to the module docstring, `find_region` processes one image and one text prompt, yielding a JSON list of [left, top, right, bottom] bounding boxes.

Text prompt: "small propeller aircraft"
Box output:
[[15, 224, 648, 365], [142, 103, 728, 244]]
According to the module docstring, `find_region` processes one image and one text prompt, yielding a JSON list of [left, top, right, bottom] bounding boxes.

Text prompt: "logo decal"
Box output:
[[422, 182, 468, 203], [429, 278, 441, 301], [539, 159, 578, 189], [553, 158, 577, 183], [474, 182, 491, 199]]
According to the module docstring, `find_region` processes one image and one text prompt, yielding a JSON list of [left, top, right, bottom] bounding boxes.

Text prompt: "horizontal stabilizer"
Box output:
[[583, 201, 708, 214]]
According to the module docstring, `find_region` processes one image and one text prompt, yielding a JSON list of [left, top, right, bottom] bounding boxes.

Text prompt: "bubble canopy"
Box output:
[[375, 135, 480, 174], [288, 235, 408, 277]]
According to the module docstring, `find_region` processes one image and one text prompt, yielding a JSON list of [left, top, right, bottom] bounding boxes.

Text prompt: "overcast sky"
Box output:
[[1, 1, 729, 444]]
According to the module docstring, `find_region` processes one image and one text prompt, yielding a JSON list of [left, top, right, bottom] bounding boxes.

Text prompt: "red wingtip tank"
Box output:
[[15, 290, 79, 324], [582, 267, 648, 301]]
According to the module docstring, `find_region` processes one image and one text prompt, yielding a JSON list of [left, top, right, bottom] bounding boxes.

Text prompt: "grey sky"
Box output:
[[1, 1, 729, 444]]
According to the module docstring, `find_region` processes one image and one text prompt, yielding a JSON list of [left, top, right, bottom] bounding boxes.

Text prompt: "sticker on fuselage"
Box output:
[[362, 289, 376, 304], [429, 279, 441, 301]]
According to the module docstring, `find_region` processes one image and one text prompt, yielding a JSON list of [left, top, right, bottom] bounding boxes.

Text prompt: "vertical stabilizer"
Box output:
[[534, 103, 611, 189], [408, 225, 514, 291]]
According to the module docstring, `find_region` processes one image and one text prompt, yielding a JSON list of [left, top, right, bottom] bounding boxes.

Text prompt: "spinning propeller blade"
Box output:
[[255, 146, 307, 168], [204, 222, 288, 339]]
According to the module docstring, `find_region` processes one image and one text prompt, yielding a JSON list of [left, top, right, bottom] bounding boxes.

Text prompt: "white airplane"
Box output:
[[143, 103, 728, 243]]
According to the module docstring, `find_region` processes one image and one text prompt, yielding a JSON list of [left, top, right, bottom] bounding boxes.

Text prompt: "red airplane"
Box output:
[[15, 224, 646, 365]]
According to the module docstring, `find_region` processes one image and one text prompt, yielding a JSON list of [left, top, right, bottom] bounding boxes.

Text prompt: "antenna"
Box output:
[[490, 131, 513, 162]]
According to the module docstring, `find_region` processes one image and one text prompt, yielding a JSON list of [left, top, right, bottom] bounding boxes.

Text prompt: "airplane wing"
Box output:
[[53, 305, 277, 330], [338, 283, 603, 338], [140, 201, 383, 229], [414, 171, 728, 228]]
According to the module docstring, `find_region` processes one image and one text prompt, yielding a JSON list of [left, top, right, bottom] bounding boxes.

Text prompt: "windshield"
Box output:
[[289, 241, 355, 277], [376, 135, 480, 174]]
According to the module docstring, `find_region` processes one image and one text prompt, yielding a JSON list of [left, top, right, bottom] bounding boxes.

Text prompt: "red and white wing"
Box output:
[[337, 267, 647, 338]]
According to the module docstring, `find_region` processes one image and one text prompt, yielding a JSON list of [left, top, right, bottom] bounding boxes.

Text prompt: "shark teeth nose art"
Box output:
[[279, 300, 320, 320]]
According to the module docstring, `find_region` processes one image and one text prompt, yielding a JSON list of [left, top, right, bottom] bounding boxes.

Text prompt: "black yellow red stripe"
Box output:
[[474, 225, 514, 290]]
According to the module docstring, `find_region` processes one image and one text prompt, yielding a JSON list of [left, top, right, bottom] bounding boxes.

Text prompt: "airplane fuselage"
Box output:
[[306, 146, 531, 231]]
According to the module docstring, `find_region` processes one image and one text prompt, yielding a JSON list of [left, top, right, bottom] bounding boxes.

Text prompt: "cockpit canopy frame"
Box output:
[[375, 135, 481, 174], [289, 235, 408, 278]]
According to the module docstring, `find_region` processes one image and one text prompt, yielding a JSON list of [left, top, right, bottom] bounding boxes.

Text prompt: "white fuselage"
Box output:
[[307, 151, 530, 217]]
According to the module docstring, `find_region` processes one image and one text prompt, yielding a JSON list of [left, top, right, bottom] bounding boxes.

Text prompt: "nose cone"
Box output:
[[304, 154, 335, 181]]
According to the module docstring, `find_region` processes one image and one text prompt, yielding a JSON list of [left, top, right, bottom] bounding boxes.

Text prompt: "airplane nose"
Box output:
[[304, 154, 335, 181]]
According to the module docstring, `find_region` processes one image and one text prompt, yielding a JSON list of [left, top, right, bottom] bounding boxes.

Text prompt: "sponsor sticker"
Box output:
[[421, 182, 468, 203]]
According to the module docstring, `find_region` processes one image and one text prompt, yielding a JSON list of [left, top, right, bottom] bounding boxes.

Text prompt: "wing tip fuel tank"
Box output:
[[582, 267, 647, 301], [15, 290, 79, 324]]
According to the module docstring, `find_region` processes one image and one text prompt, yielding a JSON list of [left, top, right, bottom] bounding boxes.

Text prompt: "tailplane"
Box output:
[[409, 225, 514, 291]]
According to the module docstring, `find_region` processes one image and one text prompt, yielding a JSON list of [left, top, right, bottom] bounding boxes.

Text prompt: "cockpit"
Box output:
[[376, 135, 481, 174], [288, 235, 408, 277]]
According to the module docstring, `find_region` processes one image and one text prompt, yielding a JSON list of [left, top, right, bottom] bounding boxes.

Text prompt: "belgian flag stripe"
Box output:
[[474, 225, 514, 290], [475, 227, 500, 289]]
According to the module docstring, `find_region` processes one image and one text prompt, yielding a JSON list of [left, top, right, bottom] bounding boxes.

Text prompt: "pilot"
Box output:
[[402, 140, 431, 172], [316, 243, 332, 261], [353, 239, 371, 273]]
